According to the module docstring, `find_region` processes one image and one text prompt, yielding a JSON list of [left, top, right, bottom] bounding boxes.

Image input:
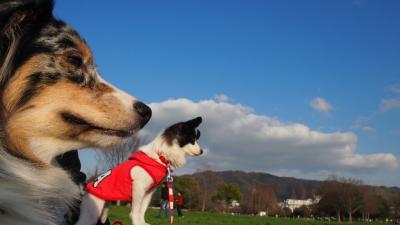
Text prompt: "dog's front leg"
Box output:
[[130, 167, 152, 225], [139, 189, 156, 225], [130, 183, 146, 225], [100, 201, 111, 224], [75, 194, 105, 225]]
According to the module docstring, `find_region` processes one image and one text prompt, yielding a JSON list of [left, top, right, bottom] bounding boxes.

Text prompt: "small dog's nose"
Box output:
[[133, 101, 152, 128], [199, 149, 203, 155]]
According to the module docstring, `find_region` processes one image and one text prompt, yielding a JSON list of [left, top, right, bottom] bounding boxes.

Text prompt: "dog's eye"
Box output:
[[196, 130, 201, 140], [67, 75, 85, 84], [66, 55, 83, 67]]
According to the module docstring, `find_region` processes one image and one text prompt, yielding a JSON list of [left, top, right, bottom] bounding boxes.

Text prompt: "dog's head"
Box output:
[[0, 1, 151, 164], [162, 117, 203, 157]]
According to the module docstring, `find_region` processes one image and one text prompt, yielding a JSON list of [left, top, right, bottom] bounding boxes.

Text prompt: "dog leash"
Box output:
[[167, 166, 174, 225]]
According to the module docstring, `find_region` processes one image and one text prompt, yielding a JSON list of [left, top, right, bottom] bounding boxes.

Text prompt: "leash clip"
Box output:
[[167, 166, 174, 182]]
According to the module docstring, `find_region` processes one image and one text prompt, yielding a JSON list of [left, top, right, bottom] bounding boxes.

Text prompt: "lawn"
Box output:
[[108, 206, 389, 225]]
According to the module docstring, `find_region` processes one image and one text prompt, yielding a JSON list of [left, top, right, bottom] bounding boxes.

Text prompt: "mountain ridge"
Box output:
[[182, 170, 400, 201]]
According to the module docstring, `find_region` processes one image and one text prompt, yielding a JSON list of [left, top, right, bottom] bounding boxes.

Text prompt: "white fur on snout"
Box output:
[[99, 77, 137, 112], [182, 142, 202, 156]]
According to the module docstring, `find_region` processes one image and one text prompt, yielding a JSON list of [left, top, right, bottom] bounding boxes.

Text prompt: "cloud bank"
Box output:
[[139, 98, 398, 177]]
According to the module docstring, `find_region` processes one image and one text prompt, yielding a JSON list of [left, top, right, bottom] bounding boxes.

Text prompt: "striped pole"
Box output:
[[167, 167, 174, 225]]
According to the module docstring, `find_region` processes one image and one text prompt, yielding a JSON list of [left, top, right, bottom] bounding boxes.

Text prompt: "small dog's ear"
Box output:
[[185, 117, 202, 128], [196, 130, 201, 140]]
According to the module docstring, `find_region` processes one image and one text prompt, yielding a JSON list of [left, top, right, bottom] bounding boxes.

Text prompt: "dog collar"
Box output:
[[157, 154, 170, 166], [157, 153, 175, 173]]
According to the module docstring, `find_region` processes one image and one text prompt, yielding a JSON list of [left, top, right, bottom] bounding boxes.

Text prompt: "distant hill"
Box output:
[[182, 170, 400, 201]]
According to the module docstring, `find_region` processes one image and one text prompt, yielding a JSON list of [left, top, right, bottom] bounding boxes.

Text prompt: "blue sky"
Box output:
[[54, 1, 400, 186]]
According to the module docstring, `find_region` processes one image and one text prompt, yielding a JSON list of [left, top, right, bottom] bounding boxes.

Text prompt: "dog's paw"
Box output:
[[138, 219, 150, 225]]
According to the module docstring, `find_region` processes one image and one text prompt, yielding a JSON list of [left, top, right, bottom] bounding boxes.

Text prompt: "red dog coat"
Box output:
[[86, 151, 168, 201]]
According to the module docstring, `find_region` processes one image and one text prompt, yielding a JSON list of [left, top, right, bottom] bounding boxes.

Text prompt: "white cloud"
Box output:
[[139, 98, 398, 177], [215, 94, 230, 102], [352, 117, 374, 132], [380, 98, 400, 112], [386, 83, 400, 93], [339, 153, 398, 170], [310, 97, 333, 113], [360, 126, 374, 132]]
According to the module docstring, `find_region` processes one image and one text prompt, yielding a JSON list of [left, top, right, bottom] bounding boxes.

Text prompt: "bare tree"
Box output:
[[393, 193, 400, 219], [290, 189, 297, 199], [244, 184, 278, 215], [361, 188, 380, 221], [338, 177, 363, 223], [319, 179, 343, 222], [195, 164, 221, 212], [96, 135, 143, 171], [300, 187, 307, 200], [319, 176, 363, 223]]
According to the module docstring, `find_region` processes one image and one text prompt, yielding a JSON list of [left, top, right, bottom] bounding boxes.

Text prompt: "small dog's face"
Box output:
[[163, 117, 203, 156], [1, 5, 152, 163]]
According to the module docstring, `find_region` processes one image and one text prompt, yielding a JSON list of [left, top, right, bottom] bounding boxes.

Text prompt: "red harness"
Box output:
[[86, 151, 168, 201]]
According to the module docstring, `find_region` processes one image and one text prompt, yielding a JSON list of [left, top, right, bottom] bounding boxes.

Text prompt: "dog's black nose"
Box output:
[[134, 101, 152, 128]]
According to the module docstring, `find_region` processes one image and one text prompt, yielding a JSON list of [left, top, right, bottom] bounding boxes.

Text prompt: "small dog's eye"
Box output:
[[66, 55, 83, 67], [196, 130, 201, 140]]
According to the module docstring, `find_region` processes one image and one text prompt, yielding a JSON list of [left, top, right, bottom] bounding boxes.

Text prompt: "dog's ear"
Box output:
[[0, 0, 54, 87], [0, 0, 53, 31], [184, 117, 202, 128], [196, 129, 201, 140]]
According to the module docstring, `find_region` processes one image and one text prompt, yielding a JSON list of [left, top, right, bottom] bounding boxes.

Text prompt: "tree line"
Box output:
[[94, 136, 400, 223], [157, 173, 400, 223], [315, 176, 396, 223]]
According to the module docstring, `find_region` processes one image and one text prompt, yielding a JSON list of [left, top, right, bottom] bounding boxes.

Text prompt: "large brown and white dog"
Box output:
[[0, 1, 152, 225], [76, 117, 203, 225]]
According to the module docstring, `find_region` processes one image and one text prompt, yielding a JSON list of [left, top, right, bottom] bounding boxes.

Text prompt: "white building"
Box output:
[[231, 200, 240, 208], [259, 211, 267, 217], [283, 196, 320, 212]]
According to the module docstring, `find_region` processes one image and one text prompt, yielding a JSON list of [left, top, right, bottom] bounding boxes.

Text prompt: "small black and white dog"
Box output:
[[76, 117, 203, 225]]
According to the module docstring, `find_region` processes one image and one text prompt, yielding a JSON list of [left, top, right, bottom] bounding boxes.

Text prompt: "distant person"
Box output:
[[177, 192, 184, 217], [158, 182, 169, 218]]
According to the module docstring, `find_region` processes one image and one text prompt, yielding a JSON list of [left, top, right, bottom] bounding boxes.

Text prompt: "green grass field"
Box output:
[[108, 206, 388, 225]]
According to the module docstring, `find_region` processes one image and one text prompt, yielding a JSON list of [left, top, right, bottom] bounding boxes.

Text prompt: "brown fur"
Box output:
[[0, 1, 152, 224], [3, 54, 49, 113], [1, 27, 148, 165], [75, 38, 93, 64]]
